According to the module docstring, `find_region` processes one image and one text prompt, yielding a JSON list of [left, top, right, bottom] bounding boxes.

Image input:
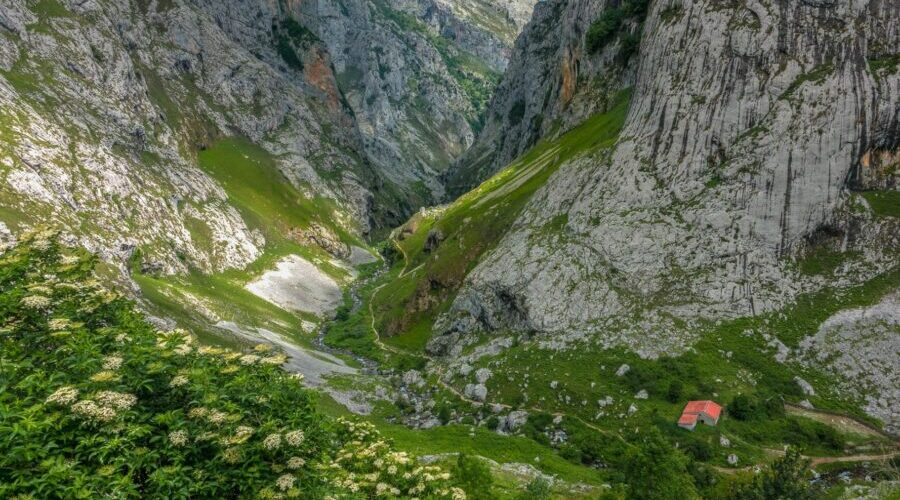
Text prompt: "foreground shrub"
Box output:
[[0, 229, 464, 499]]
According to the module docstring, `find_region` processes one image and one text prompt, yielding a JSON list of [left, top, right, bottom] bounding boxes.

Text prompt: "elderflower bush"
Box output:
[[0, 230, 463, 499]]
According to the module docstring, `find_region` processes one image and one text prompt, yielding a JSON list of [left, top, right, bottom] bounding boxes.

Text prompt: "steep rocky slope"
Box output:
[[362, 0, 899, 431], [313, 0, 535, 205], [446, 0, 625, 194], [436, 0, 899, 355], [0, 0, 373, 276]]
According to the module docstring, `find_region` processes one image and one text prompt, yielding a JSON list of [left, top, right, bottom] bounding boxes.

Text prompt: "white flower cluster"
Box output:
[[169, 375, 189, 388], [275, 473, 296, 491], [102, 355, 123, 371], [48, 318, 70, 331], [260, 355, 287, 365], [169, 430, 188, 447], [46, 386, 79, 406], [286, 457, 306, 470], [71, 400, 118, 423], [156, 329, 193, 355], [285, 430, 305, 447], [263, 433, 282, 450], [239, 354, 261, 365], [188, 407, 230, 426], [329, 418, 463, 499], [21, 295, 51, 310], [94, 391, 137, 410]]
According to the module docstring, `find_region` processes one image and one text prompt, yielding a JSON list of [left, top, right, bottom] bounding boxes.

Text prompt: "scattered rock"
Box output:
[[402, 370, 425, 388], [464, 383, 487, 402], [635, 389, 648, 400], [727, 454, 739, 465], [424, 229, 445, 253], [502, 411, 529, 432], [616, 364, 631, 377], [475, 368, 492, 384], [794, 377, 816, 396]]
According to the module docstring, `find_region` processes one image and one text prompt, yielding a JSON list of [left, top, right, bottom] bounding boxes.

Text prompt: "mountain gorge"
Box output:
[[1, 0, 899, 497], [0, 0, 534, 277]]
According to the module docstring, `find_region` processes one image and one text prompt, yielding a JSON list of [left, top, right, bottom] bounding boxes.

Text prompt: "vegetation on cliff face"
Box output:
[[585, 0, 650, 54], [0, 229, 463, 499]]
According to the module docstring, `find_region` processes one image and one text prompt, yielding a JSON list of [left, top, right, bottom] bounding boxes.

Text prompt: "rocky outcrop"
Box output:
[[434, 0, 900, 357], [446, 0, 624, 195], [799, 293, 900, 434]]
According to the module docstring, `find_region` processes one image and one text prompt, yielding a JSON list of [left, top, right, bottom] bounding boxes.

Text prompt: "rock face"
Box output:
[[0, 0, 368, 274], [447, 0, 623, 194], [0, 0, 536, 275], [313, 0, 536, 204], [799, 293, 900, 433], [434, 0, 900, 357]]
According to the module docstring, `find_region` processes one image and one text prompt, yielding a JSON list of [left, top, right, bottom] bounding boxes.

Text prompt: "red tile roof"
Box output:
[[682, 400, 722, 420], [678, 413, 698, 425]]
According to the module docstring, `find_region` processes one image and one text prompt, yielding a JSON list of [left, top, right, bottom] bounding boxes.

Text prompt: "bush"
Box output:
[[517, 477, 552, 499], [453, 454, 494, 500], [586, 8, 626, 53], [730, 448, 822, 499], [667, 380, 684, 403], [729, 392, 785, 421], [559, 444, 584, 464], [729, 394, 759, 421], [623, 428, 699, 499], [0, 230, 464, 499]]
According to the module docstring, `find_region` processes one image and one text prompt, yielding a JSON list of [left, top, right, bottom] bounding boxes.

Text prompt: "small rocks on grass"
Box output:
[[464, 383, 487, 402], [794, 377, 816, 396]]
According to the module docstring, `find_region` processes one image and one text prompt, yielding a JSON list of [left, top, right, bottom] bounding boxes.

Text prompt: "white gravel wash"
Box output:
[[245, 255, 342, 317]]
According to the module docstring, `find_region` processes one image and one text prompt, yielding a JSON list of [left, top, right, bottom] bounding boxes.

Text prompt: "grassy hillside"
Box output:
[[0, 229, 462, 498], [133, 137, 365, 348], [196, 137, 362, 248]]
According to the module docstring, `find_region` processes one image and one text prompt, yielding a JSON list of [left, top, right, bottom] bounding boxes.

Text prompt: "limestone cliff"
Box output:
[[313, 0, 536, 205], [435, 0, 900, 356]]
